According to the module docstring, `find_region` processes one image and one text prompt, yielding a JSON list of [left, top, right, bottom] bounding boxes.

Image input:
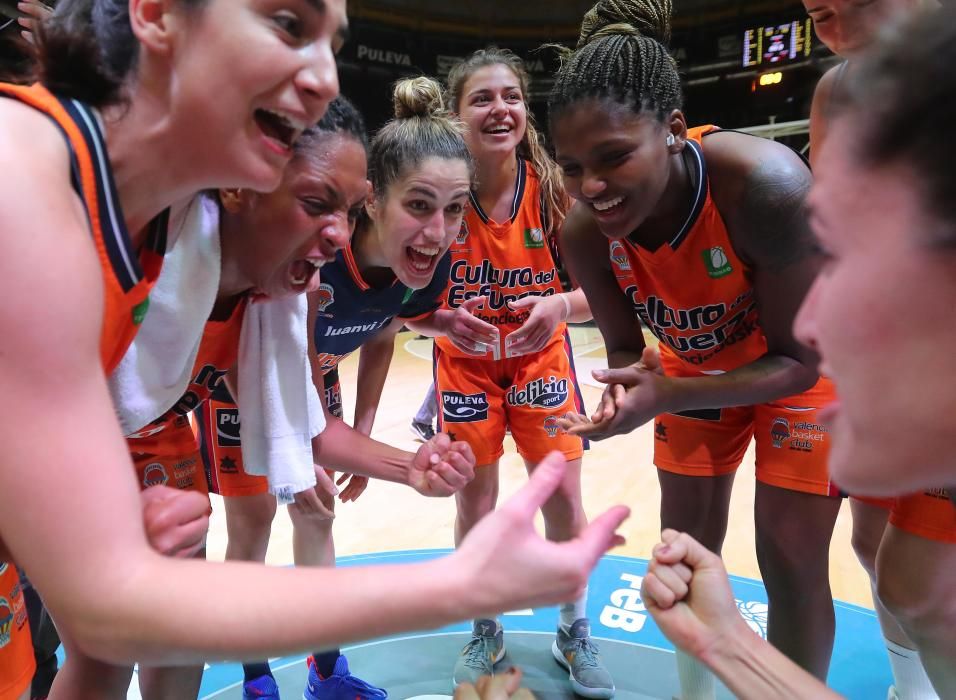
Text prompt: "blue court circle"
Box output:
[[197, 549, 890, 699]]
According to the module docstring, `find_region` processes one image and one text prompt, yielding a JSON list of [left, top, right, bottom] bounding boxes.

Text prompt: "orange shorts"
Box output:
[[0, 563, 34, 700], [653, 371, 839, 497], [131, 449, 209, 496], [434, 332, 586, 465], [199, 373, 344, 497], [889, 488, 956, 543]]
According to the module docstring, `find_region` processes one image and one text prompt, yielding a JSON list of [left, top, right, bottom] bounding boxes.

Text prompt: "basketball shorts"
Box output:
[[434, 332, 586, 465], [131, 450, 209, 497], [0, 562, 33, 700], [199, 371, 343, 497], [889, 488, 956, 543], [653, 367, 838, 497]]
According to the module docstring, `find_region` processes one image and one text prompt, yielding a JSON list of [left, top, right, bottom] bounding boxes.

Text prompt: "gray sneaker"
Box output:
[[552, 618, 615, 699], [452, 619, 505, 686]]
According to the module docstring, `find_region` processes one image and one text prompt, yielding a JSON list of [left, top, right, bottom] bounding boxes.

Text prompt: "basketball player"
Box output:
[[404, 49, 612, 698], [549, 1, 841, 696], [806, 1, 951, 697], [0, 0, 630, 694], [644, 8, 956, 697], [198, 77, 476, 700]]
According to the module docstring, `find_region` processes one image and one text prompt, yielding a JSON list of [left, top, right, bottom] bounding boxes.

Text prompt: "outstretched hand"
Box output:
[[558, 347, 672, 440], [408, 432, 476, 496], [454, 668, 536, 700], [453, 452, 630, 617]]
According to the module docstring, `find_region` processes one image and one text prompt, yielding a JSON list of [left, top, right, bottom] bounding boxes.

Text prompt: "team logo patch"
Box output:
[[609, 241, 631, 271], [325, 382, 343, 419], [0, 597, 12, 649], [218, 456, 238, 474], [132, 297, 150, 326], [143, 462, 169, 488], [314, 283, 335, 312], [456, 220, 469, 245], [523, 227, 544, 249], [654, 421, 668, 442], [441, 391, 489, 423], [506, 376, 569, 410], [543, 415, 560, 438], [216, 407, 241, 447], [702, 246, 732, 279], [770, 417, 790, 448]]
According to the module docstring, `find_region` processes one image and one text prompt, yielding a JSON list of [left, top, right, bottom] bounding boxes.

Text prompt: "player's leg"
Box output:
[[877, 491, 956, 698]]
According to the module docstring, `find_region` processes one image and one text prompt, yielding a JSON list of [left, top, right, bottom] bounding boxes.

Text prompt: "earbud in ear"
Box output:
[[666, 134, 676, 147]]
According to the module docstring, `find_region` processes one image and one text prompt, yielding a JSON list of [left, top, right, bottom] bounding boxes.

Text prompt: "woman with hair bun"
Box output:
[[549, 0, 839, 696], [405, 48, 611, 698], [202, 76, 477, 699]]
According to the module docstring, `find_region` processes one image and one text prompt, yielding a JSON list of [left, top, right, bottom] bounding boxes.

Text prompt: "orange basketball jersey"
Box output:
[[610, 126, 767, 373], [437, 160, 564, 360], [127, 298, 247, 457], [0, 83, 166, 373]]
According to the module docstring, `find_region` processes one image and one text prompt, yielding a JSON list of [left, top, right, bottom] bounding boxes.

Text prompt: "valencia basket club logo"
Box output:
[[142, 462, 169, 487], [314, 283, 335, 312], [770, 417, 791, 448], [543, 415, 560, 437], [609, 241, 631, 271]]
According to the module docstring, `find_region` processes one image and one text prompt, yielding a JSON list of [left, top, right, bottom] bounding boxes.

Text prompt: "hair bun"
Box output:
[[392, 76, 446, 119], [577, 0, 672, 49]]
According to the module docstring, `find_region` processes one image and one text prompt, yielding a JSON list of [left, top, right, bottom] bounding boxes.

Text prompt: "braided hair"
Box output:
[[446, 47, 569, 238], [548, 0, 683, 125]]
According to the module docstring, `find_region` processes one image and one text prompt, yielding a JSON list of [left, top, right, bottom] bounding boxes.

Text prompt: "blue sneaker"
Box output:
[[243, 673, 281, 699], [304, 654, 388, 700]]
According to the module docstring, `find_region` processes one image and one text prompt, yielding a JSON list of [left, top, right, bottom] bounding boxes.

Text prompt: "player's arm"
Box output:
[[352, 317, 403, 436], [0, 102, 630, 666], [559, 203, 645, 369], [654, 132, 820, 412]]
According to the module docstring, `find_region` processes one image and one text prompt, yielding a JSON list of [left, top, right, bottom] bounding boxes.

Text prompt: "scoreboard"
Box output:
[[743, 19, 813, 68]]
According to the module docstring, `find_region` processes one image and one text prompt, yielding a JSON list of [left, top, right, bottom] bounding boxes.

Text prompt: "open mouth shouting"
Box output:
[[254, 108, 307, 158], [406, 244, 442, 278], [288, 257, 326, 294]]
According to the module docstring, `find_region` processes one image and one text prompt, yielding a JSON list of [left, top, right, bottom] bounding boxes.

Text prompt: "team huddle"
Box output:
[[0, 0, 954, 699]]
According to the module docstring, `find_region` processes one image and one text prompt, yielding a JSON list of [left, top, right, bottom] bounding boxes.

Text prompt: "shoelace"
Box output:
[[567, 637, 602, 669], [464, 636, 496, 670]]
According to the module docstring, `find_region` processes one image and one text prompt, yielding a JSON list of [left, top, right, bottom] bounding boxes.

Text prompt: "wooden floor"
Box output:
[[203, 328, 873, 608]]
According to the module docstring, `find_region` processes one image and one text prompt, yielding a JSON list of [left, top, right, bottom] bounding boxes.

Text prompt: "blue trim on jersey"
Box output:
[[562, 328, 590, 452], [313, 246, 451, 373], [668, 139, 708, 251]]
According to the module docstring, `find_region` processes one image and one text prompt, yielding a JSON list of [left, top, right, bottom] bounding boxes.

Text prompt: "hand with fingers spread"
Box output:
[[408, 432, 476, 496], [140, 485, 211, 558], [16, 0, 51, 45], [335, 472, 369, 502], [641, 529, 747, 660], [454, 667, 537, 700], [289, 465, 338, 520], [557, 347, 673, 441], [503, 294, 566, 357], [443, 296, 500, 356], [453, 452, 630, 615]]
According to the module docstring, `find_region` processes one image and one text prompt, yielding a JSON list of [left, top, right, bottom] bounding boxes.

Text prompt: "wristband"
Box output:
[[559, 293, 571, 321]]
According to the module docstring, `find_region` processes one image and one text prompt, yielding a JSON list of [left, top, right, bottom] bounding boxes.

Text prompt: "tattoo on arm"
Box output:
[[737, 159, 816, 273]]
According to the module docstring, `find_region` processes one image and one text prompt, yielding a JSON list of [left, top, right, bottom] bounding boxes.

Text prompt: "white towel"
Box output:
[[109, 196, 221, 435], [238, 294, 326, 504]]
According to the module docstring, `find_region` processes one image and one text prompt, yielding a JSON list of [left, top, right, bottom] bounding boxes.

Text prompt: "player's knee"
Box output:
[[850, 526, 880, 578], [227, 495, 276, 538], [877, 568, 943, 637]]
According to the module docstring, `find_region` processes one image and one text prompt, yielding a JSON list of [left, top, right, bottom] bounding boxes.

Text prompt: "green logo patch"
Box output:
[[523, 228, 544, 249], [702, 246, 732, 279], [132, 297, 150, 325]]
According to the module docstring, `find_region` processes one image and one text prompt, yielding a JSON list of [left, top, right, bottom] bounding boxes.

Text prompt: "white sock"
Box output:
[[676, 650, 716, 700], [559, 586, 588, 631], [886, 639, 939, 699]]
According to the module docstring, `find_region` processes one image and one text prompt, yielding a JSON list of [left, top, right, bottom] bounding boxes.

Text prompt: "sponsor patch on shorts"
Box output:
[[441, 391, 489, 423]]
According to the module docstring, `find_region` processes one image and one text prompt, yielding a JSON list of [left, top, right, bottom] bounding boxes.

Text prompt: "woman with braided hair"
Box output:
[[550, 1, 841, 697]]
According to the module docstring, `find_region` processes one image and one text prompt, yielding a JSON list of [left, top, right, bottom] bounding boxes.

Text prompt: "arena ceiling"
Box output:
[[346, 0, 807, 38]]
